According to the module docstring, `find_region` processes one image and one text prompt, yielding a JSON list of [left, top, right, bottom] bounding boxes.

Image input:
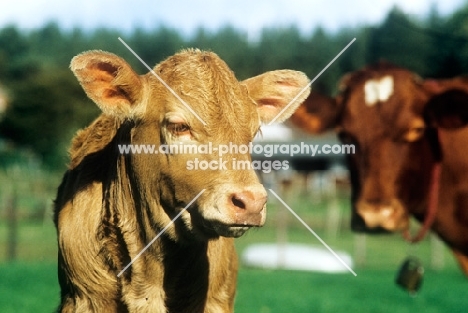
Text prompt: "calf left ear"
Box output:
[[241, 70, 310, 124], [71, 50, 143, 118], [425, 89, 468, 129]]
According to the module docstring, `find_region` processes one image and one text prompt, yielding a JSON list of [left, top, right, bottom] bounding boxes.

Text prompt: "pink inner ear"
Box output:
[[95, 62, 119, 76], [104, 87, 128, 101], [257, 98, 287, 122], [257, 97, 284, 107], [275, 79, 301, 87]]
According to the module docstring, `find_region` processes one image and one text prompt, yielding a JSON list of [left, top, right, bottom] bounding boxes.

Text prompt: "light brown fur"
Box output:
[[54, 49, 310, 312]]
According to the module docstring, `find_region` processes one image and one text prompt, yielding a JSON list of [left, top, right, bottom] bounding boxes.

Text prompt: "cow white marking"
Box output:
[[364, 75, 394, 106]]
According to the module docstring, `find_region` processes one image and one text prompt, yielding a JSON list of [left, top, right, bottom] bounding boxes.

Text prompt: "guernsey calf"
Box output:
[[54, 49, 310, 312]]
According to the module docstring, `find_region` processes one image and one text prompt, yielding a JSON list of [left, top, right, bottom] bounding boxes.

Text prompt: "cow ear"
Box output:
[[70, 50, 143, 118], [289, 91, 340, 133], [425, 89, 468, 129], [287, 71, 349, 134], [241, 70, 310, 124]]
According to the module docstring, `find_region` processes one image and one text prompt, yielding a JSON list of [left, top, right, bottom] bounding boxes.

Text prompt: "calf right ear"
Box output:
[[425, 89, 468, 129], [70, 50, 143, 118], [241, 70, 311, 124]]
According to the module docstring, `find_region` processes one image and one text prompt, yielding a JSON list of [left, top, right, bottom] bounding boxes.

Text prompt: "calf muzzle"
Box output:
[[229, 190, 267, 227]]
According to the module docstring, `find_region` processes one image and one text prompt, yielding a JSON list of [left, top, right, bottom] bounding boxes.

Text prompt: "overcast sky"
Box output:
[[1, 0, 466, 39]]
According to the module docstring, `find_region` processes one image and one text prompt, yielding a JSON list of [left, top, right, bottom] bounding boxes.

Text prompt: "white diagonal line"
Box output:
[[268, 189, 357, 276], [118, 37, 207, 126], [268, 37, 356, 125], [117, 189, 206, 277]]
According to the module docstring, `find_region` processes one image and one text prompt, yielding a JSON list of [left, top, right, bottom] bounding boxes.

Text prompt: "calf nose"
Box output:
[[231, 191, 266, 213], [229, 190, 267, 226]]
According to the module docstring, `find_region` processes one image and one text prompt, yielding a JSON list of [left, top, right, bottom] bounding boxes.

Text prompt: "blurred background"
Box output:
[[1, 1, 468, 312]]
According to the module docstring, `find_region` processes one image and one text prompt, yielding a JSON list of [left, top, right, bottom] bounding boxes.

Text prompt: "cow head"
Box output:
[[70, 49, 310, 240], [291, 62, 468, 234]]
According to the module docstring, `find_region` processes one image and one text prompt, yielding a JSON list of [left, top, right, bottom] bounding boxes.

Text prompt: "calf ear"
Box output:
[[70, 50, 143, 118], [241, 70, 310, 124], [425, 89, 468, 129], [289, 91, 340, 133]]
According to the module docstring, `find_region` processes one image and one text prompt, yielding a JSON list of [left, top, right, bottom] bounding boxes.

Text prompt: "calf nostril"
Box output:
[[231, 195, 246, 210]]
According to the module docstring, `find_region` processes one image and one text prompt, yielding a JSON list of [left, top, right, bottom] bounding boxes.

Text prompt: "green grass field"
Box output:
[[236, 267, 468, 313], [0, 179, 467, 312], [1, 262, 467, 313], [0, 262, 59, 313]]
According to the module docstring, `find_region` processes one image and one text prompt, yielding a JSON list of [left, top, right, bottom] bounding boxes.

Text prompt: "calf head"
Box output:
[[71, 49, 310, 240], [291, 62, 468, 234]]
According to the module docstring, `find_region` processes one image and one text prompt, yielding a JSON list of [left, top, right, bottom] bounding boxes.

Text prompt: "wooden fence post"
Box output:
[[276, 176, 293, 268], [354, 234, 367, 267]]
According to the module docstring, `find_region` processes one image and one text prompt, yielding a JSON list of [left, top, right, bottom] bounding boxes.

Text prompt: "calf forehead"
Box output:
[[151, 49, 258, 139]]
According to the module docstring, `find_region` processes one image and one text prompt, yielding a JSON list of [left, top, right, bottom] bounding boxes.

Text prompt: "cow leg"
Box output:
[[452, 249, 468, 277]]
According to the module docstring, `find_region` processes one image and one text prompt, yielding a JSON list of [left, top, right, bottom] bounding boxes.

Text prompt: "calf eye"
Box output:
[[168, 123, 191, 136]]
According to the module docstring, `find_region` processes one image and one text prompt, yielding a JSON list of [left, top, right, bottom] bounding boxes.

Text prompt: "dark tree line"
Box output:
[[1, 5, 468, 168]]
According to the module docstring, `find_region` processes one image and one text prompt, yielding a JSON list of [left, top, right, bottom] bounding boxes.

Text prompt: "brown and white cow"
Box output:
[[291, 62, 468, 275], [54, 49, 310, 312]]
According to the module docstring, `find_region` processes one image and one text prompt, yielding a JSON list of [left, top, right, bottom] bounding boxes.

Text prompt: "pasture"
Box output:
[[0, 174, 466, 312], [2, 5, 468, 312], [1, 262, 467, 313]]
